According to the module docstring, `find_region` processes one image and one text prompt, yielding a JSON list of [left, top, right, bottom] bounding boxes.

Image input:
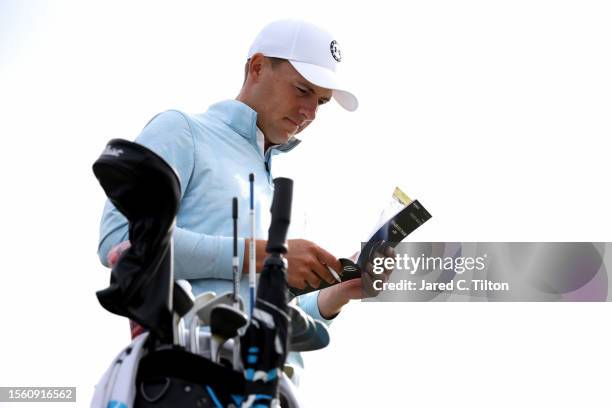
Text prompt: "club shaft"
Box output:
[[232, 198, 239, 306], [249, 174, 256, 318]]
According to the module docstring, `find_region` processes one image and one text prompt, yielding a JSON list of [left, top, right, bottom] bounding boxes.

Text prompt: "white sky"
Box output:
[[1, 1, 611, 407]]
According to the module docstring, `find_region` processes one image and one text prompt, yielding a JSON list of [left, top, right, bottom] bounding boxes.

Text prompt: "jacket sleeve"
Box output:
[[296, 291, 337, 326], [97, 110, 242, 281]]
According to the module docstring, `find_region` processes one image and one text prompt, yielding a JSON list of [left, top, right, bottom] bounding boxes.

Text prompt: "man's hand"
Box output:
[[318, 244, 395, 319], [106, 241, 145, 339], [285, 239, 340, 289], [107, 240, 132, 267], [244, 238, 339, 290], [361, 243, 395, 298]]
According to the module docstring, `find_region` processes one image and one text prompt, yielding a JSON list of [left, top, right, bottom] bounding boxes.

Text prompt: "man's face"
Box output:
[[252, 58, 333, 146]]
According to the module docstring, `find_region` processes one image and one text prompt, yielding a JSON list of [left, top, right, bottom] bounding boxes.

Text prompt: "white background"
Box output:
[[1, 1, 611, 407]]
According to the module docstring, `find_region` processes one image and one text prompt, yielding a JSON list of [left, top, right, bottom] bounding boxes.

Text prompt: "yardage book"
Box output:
[[289, 188, 432, 297]]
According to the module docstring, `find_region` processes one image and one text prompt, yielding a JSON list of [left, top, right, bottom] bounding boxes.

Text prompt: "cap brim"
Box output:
[[289, 60, 358, 112]]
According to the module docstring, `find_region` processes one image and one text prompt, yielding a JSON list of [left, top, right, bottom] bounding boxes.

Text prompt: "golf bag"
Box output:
[[91, 140, 304, 407]]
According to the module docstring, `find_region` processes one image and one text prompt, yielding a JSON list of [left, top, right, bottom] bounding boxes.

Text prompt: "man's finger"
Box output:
[[288, 274, 307, 289], [362, 272, 383, 298], [311, 261, 337, 285], [304, 270, 322, 289], [314, 245, 342, 273]]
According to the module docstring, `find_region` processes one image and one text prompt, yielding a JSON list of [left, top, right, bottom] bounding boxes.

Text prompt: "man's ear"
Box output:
[[247, 53, 266, 83]]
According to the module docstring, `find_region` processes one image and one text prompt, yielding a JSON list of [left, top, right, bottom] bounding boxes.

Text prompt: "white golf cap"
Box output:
[[247, 19, 358, 112]]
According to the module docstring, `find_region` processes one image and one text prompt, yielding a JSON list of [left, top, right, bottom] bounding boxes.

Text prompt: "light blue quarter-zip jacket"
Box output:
[[97, 99, 331, 383]]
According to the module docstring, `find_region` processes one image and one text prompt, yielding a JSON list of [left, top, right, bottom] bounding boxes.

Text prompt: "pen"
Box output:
[[326, 264, 342, 283]]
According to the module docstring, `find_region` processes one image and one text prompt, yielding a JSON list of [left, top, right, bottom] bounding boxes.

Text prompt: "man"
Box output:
[[98, 19, 363, 384]]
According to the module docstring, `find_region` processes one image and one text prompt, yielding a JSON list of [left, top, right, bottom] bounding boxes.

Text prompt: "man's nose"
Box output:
[[298, 97, 318, 122]]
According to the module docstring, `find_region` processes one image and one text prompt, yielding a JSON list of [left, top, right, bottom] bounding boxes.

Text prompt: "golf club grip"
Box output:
[[232, 197, 238, 255], [266, 177, 293, 254]]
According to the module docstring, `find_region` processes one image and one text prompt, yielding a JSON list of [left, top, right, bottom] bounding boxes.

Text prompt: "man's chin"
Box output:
[[274, 130, 297, 144]]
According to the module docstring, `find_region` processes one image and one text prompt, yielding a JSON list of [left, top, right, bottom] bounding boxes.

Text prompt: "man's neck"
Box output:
[[256, 127, 275, 156], [235, 96, 276, 153]]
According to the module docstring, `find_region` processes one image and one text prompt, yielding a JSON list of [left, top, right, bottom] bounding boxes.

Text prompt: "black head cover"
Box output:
[[93, 139, 181, 343]]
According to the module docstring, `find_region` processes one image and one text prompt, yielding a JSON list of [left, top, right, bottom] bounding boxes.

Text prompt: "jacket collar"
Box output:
[[207, 99, 301, 154]]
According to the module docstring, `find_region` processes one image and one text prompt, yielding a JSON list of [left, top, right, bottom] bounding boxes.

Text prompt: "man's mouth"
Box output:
[[285, 117, 300, 129]]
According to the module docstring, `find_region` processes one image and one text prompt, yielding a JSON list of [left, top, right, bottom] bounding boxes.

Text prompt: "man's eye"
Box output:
[[296, 87, 307, 94]]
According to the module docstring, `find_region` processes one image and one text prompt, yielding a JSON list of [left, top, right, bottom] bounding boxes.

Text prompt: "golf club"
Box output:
[[240, 177, 294, 407], [249, 173, 256, 318], [173, 280, 194, 346], [190, 292, 244, 354], [210, 304, 248, 364], [185, 291, 216, 352]]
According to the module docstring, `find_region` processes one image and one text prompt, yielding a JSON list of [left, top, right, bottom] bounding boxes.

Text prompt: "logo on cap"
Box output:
[[330, 40, 341, 62]]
